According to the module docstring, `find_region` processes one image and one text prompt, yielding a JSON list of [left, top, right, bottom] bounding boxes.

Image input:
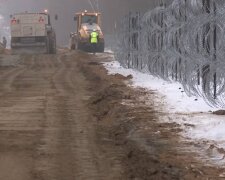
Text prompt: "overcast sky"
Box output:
[[0, 0, 159, 45]]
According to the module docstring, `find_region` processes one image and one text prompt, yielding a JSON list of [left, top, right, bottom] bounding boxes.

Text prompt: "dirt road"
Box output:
[[0, 50, 224, 180], [0, 51, 123, 180]]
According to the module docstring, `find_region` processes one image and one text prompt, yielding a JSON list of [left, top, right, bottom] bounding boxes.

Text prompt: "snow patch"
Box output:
[[104, 61, 218, 113], [104, 48, 114, 54], [104, 60, 225, 166]]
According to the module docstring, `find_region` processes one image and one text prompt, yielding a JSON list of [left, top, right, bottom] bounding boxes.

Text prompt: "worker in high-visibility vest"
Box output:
[[90, 29, 99, 54]]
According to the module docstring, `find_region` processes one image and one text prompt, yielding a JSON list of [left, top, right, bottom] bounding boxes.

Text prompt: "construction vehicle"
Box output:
[[70, 10, 104, 52], [10, 11, 56, 54]]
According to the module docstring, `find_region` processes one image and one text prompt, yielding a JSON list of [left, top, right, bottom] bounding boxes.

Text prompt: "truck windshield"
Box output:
[[81, 15, 97, 24]]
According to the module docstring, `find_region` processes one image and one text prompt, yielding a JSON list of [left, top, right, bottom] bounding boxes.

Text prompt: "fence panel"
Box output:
[[115, 0, 225, 108]]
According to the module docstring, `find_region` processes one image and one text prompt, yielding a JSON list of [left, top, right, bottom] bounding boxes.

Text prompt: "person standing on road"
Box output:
[[90, 29, 99, 54]]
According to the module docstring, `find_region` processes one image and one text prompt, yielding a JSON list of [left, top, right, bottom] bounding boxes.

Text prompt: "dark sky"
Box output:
[[1, 0, 159, 45]]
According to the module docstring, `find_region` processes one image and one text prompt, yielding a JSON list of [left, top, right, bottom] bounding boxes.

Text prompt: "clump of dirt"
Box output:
[[88, 62, 101, 66], [114, 73, 133, 80], [213, 110, 225, 115]]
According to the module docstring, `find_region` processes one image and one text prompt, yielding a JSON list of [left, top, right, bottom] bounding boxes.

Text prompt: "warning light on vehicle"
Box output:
[[39, 16, 45, 23], [11, 18, 17, 24]]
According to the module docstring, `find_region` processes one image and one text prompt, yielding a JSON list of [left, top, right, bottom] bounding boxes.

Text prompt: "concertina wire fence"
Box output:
[[115, 0, 225, 108]]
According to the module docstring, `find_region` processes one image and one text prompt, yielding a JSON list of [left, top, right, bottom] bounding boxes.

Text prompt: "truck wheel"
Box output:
[[46, 37, 50, 54], [48, 34, 56, 54], [71, 44, 75, 50], [77, 42, 83, 51], [75, 42, 79, 50], [51, 37, 56, 54], [46, 31, 56, 54]]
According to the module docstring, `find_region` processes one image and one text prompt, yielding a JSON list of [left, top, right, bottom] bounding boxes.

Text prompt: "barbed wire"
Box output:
[[115, 0, 225, 108]]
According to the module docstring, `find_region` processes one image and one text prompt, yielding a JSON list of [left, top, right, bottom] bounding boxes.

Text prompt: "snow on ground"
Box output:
[[103, 59, 225, 166], [104, 61, 219, 113], [104, 48, 114, 54]]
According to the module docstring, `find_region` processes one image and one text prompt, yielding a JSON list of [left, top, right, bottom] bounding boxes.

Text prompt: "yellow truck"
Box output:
[[70, 10, 104, 52]]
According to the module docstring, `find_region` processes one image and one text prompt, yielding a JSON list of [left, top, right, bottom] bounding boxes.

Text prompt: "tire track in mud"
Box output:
[[74, 53, 126, 179], [37, 52, 104, 180], [33, 51, 125, 180], [0, 51, 126, 180], [32, 53, 75, 180], [0, 53, 69, 180], [0, 55, 31, 93], [0, 54, 51, 131], [0, 54, 46, 180]]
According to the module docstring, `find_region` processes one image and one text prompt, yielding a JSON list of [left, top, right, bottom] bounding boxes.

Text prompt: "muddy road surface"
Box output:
[[0, 50, 224, 180]]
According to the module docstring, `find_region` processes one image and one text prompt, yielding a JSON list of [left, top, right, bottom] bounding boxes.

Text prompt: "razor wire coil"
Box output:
[[115, 0, 225, 108]]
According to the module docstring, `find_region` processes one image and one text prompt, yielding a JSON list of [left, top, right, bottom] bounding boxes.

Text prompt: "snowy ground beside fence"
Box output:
[[104, 48, 114, 54], [104, 61, 219, 113], [103, 59, 225, 166]]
